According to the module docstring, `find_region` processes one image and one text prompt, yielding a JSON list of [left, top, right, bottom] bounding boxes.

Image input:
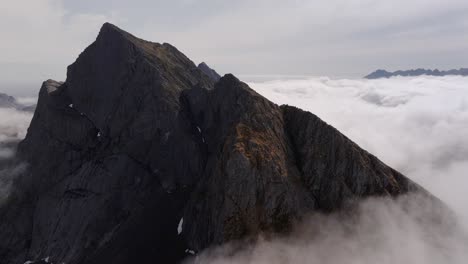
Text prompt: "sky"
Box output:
[[1, 0, 468, 95]]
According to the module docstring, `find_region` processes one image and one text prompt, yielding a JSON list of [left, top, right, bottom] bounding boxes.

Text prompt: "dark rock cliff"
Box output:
[[0, 23, 440, 264]]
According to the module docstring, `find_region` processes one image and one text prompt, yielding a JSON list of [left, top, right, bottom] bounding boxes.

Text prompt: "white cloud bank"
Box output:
[[0, 107, 33, 202], [187, 76, 468, 264], [191, 194, 467, 264], [0, 107, 33, 145]]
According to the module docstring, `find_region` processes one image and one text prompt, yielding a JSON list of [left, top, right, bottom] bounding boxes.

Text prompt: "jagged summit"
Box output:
[[97, 22, 174, 50], [197, 62, 221, 81], [0, 23, 446, 264], [98, 22, 135, 40], [65, 22, 214, 131]]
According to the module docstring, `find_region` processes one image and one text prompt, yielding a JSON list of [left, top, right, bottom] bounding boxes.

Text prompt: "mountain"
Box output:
[[0, 23, 445, 264], [0, 92, 36, 112], [365, 68, 468, 79], [197, 62, 221, 81], [0, 93, 19, 108]]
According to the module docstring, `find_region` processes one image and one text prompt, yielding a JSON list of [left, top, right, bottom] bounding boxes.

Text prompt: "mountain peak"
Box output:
[[197, 62, 221, 81], [94, 22, 161, 53], [97, 22, 137, 41]]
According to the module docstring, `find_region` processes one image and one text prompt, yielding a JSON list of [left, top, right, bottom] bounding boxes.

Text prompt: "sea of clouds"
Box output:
[[249, 75, 468, 223], [188, 75, 468, 263]]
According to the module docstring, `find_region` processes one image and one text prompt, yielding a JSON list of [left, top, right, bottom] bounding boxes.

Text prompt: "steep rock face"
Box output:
[[281, 106, 419, 210], [182, 76, 313, 251], [0, 23, 437, 264]]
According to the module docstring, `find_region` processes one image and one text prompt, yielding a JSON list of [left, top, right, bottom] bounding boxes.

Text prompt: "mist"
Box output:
[[0, 106, 33, 202], [0, 107, 33, 158], [190, 194, 468, 264]]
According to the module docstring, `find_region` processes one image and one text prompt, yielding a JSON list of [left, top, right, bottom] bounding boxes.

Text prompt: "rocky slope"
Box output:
[[0, 23, 442, 264], [365, 68, 468, 79]]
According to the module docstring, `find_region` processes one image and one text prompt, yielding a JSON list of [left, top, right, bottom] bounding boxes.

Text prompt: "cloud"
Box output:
[[0, 107, 33, 202], [0, 162, 28, 204], [136, 0, 468, 76], [190, 194, 468, 264], [0, 108, 34, 144]]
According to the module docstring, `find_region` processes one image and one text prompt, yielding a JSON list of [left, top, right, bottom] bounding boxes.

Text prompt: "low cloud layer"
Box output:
[[0, 106, 33, 202], [190, 194, 468, 264], [250, 75, 468, 223], [186, 76, 468, 263], [0, 107, 33, 146]]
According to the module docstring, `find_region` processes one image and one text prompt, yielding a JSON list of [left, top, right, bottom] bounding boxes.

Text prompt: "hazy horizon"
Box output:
[[2, 0, 468, 95]]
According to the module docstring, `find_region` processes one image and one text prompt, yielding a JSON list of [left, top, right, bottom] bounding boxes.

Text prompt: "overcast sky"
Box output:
[[1, 0, 468, 94]]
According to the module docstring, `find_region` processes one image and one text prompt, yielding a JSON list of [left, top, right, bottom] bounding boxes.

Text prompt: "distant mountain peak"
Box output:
[[365, 68, 468, 79], [0, 22, 447, 264], [0, 92, 36, 112], [0, 92, 18, 108]]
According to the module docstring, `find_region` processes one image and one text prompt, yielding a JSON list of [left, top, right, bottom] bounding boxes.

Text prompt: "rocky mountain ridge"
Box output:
[[365, 68, 468, 79], [0, 23, 444, 264], [197, 62, 221, 81], [0, 92, 35, 112]]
